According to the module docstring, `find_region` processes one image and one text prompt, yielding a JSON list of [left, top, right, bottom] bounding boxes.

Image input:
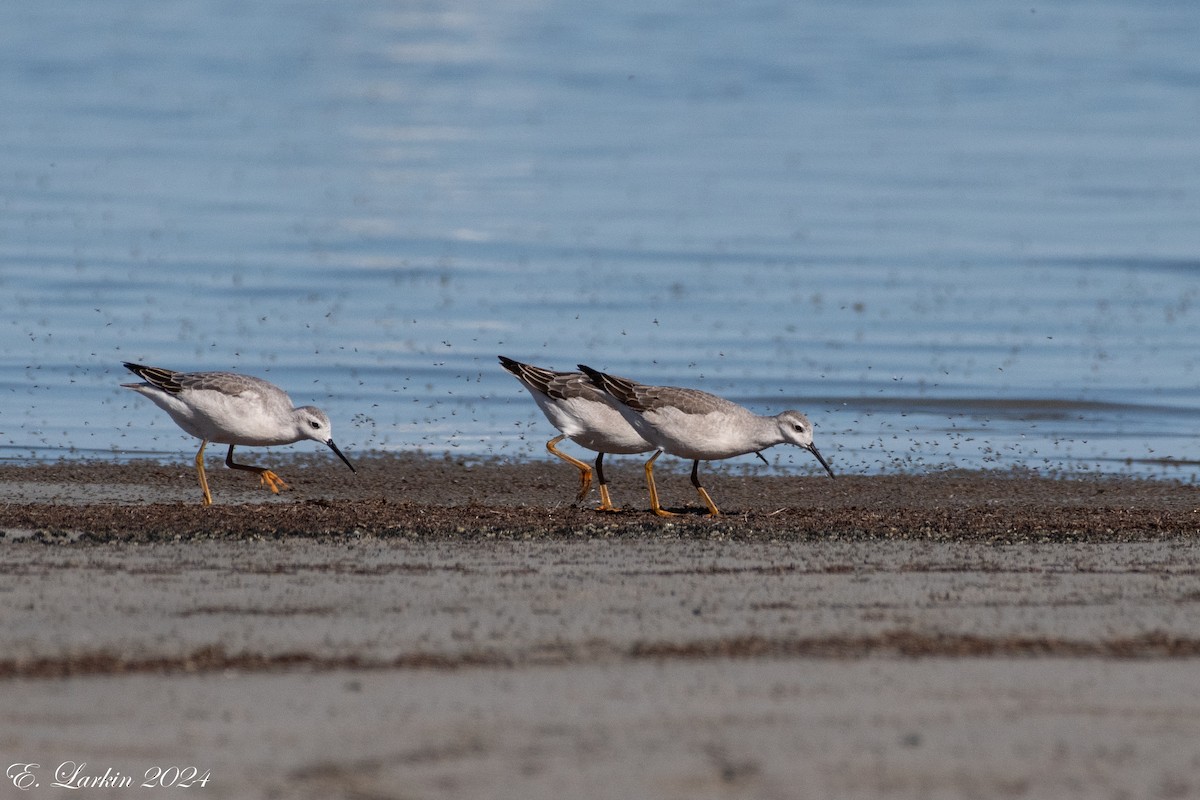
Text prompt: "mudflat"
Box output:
[[3, 455, 1200, 799]]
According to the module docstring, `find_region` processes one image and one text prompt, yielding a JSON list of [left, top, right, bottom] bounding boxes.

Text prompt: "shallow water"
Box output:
[[2, 1, 1199, 477]]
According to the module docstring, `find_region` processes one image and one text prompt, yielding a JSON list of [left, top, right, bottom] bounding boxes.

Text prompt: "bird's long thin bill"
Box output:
[[327, 440, 356, 473], [807, 444, 835, 478]]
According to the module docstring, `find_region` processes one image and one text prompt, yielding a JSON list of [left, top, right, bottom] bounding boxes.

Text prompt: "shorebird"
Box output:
[[578, 364, 834, 517], [121, 362, 355, 505], [499, 356, 653, 511]]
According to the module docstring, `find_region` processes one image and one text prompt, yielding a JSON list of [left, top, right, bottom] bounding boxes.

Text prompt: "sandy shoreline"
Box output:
[[4, 455, 1200, 798], [1, 453, 1197, 540]]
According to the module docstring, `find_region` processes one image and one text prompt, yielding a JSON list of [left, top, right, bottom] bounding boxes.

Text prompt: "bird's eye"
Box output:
[[310, 420, 322, 429], [793, 423, 805, 432]]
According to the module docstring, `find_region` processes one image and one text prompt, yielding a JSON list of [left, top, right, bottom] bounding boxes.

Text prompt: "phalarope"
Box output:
[[121, 362, 355, 505], [578, 364, 834, 517], [499, 356, 653, 511]]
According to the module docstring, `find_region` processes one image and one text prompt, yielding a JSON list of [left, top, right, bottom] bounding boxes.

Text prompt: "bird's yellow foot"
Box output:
[[575, 472, 593, 503], [258, 470, 289, 494], [595, 485, 621, 512]]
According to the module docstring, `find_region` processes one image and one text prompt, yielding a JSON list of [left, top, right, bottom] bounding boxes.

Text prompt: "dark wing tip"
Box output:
[[577, 364, 605, 383], [121, 362, 183, 394], [577, 365, 643, 407], [498, 355, 532, 380]]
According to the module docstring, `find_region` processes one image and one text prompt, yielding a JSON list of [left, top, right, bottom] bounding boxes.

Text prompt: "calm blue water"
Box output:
[[2, 1, 1199, 477]]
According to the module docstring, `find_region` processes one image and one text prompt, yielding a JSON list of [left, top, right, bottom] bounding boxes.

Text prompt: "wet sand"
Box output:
[[3, 454, 1200, 799]]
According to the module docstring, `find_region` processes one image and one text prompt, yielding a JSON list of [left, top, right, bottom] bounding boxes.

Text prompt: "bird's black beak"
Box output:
[[327, 440, 356, 473], [806, 444, 835, 478]]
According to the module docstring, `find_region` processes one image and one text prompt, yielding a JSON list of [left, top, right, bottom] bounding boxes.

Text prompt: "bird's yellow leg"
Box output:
[[546, 435, 592, 502], [690, 460, 721, 517], [194, 439, 213, 506], [225, 445, 289, 494], [593, 453, 620, 512], [645, 450, 676, 517], [696, 487, 721, 516], [596, 483, 619, 512]]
